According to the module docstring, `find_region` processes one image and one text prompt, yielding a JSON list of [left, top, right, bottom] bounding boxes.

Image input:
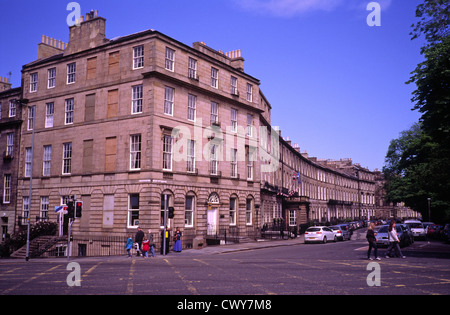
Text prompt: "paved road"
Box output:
[[1, 234, 449, 298]]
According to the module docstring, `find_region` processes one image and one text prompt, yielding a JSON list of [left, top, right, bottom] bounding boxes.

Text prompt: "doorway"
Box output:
[[207, 207, 217, 235]]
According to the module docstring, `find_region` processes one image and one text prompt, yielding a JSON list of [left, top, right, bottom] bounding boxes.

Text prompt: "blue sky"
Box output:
[[0, 0, 425, 171]]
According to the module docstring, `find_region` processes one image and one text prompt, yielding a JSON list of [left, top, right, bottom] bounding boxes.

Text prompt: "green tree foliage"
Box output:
[[384, 0, 450, 222], [383, 124, 450, 222]]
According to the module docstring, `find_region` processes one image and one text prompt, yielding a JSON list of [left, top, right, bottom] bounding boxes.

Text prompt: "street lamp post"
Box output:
[[427, 198, 431, 222]]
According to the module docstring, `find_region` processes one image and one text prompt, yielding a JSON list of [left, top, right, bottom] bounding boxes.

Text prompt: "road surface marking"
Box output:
[[164, 259, 199, 295], [126, 259, 136, 295]]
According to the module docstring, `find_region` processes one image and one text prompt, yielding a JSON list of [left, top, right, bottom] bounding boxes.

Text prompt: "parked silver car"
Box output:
[[329, 224, 351, 241]]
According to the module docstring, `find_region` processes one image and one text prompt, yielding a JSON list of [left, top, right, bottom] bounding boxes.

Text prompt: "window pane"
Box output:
[[129, 194, 139, 209]]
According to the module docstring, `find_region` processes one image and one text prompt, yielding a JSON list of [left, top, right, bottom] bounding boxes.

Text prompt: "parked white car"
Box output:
[[404, 220, 426, 240], [304, 226, 337, 244]]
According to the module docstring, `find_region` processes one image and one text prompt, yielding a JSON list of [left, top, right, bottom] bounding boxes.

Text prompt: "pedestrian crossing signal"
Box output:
[[67, 201, 75, 218], [168, 207, 174, 219], [75, 201, 83, 218]]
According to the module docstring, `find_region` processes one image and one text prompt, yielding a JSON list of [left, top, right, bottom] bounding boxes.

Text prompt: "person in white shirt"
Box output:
[[385, 220, 406, 258]]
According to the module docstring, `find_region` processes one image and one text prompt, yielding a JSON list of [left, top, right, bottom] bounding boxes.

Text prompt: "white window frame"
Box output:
[[165, 47, 175, 71], [65, 98, 74, 125], [3, 175, 11, 204], [211, 67, 218, 88], [27, 106, 35, 131], [40, 196, 49, 219], [22, 197, 30, 225], [246, 114, 253, 137], [128, 194, 140, 228], [45, 102, 54, 128], [163, 135, 173, 171], [229, 197, 237, 226], [43, 145, 52, 176], [231, 148, 237, 178], [210, 144, 218, 175], [133, 45, 144, 69], [30, 73, 38, 93], [130, 134, 142, 170], [187, 94, 196, 121], [210, 102, 218, 125], [231, 108, 237, 133], [48, 68, 56, 89], [246, 83, 253, 102], [9, 100, 16, 117], [67, 63, 76, 84], [164, 86, 174, 116], [246, 198, 253, 226], [187, 139, 195, 173], [132, 85, 143, 114], [25, 147, 32, 178], [62, 142, 72, 175], [185, 195, 194, 228], [289, 209, 297, 227], [188, 57, 197, 79], [6, 133, 14, 156], [231, 76, 238, 95], [247, 148, 253, 181]]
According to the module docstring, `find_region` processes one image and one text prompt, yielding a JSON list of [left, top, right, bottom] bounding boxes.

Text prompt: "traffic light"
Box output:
[[168, 207, 175, 219], [75, 201, 83, 218], [67, 201, 75, 219]]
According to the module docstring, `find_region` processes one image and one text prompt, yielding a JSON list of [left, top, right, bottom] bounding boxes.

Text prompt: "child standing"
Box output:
[[142, 237, 150, 258], [125, 235, 133, 258]]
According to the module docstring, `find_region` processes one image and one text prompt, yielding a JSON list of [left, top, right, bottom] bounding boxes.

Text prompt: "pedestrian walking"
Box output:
[[173, 227, 182, 253], [366, 222, 380, 260], [148, 229, 156, 257], [125, 235, 133, 258], [385, 220, 406, 259], [135, 227, 144, 257], [142, 237, 150, 258]]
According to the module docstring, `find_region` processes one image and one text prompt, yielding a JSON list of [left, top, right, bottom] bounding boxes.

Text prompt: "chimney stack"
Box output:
[[0, 76, 12, 92], [37, 35, 66, 60], [65, 10, 107, 55], [225, 49, 244, 71]]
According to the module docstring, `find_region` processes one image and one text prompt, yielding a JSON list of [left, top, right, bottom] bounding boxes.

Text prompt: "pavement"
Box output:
[[182, 227, 370, 256], [182, 235, 305, 255]]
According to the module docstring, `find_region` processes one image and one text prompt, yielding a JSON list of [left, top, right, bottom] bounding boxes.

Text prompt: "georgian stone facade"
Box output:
[[17, 11, 262, 247]]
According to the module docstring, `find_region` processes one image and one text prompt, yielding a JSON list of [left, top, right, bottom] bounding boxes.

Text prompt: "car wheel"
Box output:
[[323, 236, 327, 244], [334, 236, 337, 242]]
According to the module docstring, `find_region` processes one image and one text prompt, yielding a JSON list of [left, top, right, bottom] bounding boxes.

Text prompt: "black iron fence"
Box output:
[[42, 231, 200, 258], [39, 226, 294, 258]]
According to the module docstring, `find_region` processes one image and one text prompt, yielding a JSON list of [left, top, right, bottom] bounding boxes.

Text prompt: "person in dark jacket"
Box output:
[[173, 227, 182, 253], [366, 222, 380, 260], [135, 227, 145, 257]]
